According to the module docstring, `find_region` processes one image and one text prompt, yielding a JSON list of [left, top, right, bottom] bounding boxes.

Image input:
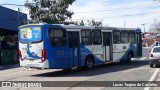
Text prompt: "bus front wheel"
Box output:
[[85, 56, 94, 69], [150, 64, 153, 68], [127, 53, 132, 63]]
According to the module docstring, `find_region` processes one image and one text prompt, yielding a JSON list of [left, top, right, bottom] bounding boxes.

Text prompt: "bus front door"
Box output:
[[68, 31, 81, 67], [102, 32, 113, 61], [136, 32, 142, 57]]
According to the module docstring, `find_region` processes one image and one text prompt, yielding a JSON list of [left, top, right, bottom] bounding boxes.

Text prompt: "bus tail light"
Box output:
[[18, 50, 23, 61], [42, 49, 46, 62]]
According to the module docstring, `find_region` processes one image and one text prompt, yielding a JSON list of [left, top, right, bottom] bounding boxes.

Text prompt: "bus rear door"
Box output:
[[68, 31, 81, 67]]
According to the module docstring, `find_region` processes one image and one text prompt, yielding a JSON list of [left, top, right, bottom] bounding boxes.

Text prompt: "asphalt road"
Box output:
[[0, 47, 159, 90]]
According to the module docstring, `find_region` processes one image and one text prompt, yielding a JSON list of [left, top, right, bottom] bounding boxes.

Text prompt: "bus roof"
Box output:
[[19, 23, 141, 31]]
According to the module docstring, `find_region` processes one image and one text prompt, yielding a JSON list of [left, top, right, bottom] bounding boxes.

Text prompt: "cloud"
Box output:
[[68, 0, 160, 31], [1, 0, 159, 31]]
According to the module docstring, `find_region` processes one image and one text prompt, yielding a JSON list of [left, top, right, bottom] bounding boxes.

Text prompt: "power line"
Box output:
[[104, 11, 160, 19], [72, 11, 160, 20], [74, 3, 159, 13], [0, 3, 24, 6]]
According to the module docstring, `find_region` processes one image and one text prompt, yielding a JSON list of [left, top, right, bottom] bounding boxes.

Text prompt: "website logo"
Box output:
[[2, 82, 11, 87]]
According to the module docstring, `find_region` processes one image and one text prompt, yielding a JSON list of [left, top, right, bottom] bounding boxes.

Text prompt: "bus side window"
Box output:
[[92, 30, 102, 45], [121, 31, 128, 43], [81, 30, 92, 45], [103, 33, 110, 46], [113, 30, 121, 44], [128, 31, 135, 43], [68, 33, 73, 48], [49, 29, 67, 47]]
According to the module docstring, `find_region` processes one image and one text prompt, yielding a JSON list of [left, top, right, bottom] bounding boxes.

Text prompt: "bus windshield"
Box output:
[[19, 27, 42, 43]]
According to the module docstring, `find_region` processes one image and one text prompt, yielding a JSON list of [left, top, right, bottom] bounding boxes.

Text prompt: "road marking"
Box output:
[[144, 68, 159, 90], [131, 57, 147, 60]]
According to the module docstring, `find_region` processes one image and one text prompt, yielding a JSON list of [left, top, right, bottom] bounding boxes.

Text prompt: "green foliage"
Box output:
[[80, 20, 84, 26], [87, 19, 103, 26], [25, 0, 75, 24]]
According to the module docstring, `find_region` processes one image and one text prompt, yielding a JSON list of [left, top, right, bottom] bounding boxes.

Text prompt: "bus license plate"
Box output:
[[30, 59, 34, 62]]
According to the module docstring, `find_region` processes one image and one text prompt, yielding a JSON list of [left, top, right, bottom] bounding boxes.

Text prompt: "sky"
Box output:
[[0, 0, 160, 32]]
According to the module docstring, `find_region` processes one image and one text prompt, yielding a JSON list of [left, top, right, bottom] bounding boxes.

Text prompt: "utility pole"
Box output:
[[141, 23, 147, 33], [18, 8, 21, 26], [141, 23, 148, 47], [124, 21, 126, 28]]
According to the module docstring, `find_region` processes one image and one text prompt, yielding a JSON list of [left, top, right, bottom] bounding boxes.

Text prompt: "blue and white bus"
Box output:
[[18, 24, 142, 69]]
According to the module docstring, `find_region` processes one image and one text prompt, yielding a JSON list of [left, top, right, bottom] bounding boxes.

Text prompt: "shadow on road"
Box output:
[[0, 64, 19, 71], [32, 60, 151, 77]]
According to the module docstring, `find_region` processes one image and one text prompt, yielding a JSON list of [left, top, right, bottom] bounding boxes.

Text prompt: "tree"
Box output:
[[149, 0, 160, 32], [80, 20, 84, 26], [149, 21, 160, 33], [86, 19, 103, 26], [25, 0, 75, 24]]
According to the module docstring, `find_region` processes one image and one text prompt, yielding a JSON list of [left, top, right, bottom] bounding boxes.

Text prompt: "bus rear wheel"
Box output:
[[85, 56, 94, 69]]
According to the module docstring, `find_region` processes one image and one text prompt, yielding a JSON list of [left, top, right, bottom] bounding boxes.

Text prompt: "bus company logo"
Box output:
[[2, 82, 11, 87]]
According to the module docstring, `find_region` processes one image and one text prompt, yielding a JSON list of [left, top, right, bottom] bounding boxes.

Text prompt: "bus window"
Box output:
[[128, 31, 135, 43], [19, 27, 42, 43], [103, 32, 111, 46], [49, 29, 67, 47], [92, 30, 102, 45], [113, 30, 121, 44], [81, 30, 92, 45], [121, 31, 128, 43]]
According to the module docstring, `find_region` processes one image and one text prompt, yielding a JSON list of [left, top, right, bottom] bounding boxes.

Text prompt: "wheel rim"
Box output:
[[129, 54, 132, 60], [87, 58, 93, 68], [127, 54, 132, 63]]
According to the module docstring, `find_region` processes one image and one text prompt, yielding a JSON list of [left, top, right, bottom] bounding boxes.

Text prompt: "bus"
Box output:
[[18, 24, 142, 69]]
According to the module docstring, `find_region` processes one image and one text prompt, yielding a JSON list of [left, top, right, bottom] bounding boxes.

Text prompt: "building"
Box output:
[[0, 6, 27, 65], [142, 32, 159, 47], [0, 5, 27, 36]]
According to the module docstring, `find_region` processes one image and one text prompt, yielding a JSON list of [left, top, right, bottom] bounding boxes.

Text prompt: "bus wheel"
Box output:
[[85, 56, 94, 69], [127, 53, 132, 63], [150, 64, 153, 68]]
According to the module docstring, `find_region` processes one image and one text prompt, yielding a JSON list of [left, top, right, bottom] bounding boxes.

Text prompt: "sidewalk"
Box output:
[[0, 64, 20, 70]]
